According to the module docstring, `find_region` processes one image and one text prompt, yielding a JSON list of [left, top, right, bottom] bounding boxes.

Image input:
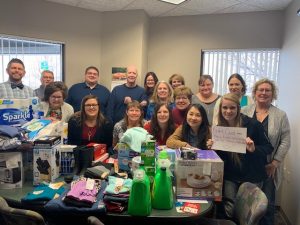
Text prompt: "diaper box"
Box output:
[[175, 150, 224, 201], [33, 138, 61, 185], [0, 97, 43, 125], [0, 151, 23, 189], [117, 143, 140, 171]]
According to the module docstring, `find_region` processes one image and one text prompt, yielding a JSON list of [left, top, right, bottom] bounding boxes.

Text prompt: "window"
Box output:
[[0, 35, 64, 89], [201, 49, 280, 96]]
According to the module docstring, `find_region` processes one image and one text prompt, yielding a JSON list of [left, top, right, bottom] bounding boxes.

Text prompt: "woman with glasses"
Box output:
[[209, 93, 273, 219], [41, 81, 74, 122], [67, 95, 113, 147], [113, 100, 146, 147], [242, 79, 291, 225], [192, 75, 220, 125], [172, 86, 192, 125], [212, 73, 253, 125]]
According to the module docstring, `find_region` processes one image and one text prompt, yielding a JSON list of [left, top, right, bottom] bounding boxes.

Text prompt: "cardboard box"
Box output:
[[87, 143, 107, 161], [0, 97, 42, 125], [33, 143, 61, 185], [117, 143, 140, 171], [59, 145, 76, 175], [0, 151, 23, 189], [175, 150, 223, 201]]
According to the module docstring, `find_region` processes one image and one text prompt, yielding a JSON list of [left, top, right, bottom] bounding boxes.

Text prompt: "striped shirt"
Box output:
[[0, 81, 35, 99]]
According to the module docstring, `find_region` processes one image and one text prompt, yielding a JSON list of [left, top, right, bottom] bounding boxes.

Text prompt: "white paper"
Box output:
[[212, 126, 247, 153]]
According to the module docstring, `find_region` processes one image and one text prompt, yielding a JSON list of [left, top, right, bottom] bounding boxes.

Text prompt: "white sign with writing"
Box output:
[[212, 126, 247, 153]]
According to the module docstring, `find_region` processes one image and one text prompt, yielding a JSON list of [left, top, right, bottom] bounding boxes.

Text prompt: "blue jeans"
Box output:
[[259, 177, 275, 225], [223, 180, 263, 219]]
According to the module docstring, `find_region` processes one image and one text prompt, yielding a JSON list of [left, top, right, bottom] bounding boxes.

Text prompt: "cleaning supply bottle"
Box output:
[[128, 169, 151, 216], [151, 164, 173, 209]]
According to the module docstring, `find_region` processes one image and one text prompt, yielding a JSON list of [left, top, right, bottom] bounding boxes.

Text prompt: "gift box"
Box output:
[[87, 143, 107, 161], [175, 150, 224, 201], [0, 151, 23, 189]]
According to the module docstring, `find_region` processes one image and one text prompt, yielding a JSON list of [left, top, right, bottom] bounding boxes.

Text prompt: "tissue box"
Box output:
[[117, 143, 140, 171], [0, 151, 23, 189], [0, 97, 42, 125], [175, 150, 224, 201], [33, 143, 61, 185]]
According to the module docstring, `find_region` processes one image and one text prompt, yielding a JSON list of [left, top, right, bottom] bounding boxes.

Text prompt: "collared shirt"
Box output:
[[0, 81, 35, 99], [65, 82, 110, 114], [34, 85, 46, 100]]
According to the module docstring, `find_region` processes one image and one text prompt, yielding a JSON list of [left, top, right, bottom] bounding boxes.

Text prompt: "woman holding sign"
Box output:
[[209, 93, 273, 219]]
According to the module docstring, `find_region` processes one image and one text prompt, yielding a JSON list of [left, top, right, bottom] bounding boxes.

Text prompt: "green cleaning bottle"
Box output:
[[128, 169, 152, 216], [152, 166, 173, 209]]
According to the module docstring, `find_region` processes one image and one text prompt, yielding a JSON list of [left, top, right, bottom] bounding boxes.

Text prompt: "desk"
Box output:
[[0, 180, 214, 225]]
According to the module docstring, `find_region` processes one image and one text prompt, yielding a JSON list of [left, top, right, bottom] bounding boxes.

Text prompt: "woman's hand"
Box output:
[[207, 139, 213, 150], [265, 160, 279, 178], [246, 137, 255, 152]]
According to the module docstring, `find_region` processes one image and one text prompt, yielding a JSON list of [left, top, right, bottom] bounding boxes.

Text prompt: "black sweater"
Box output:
[[217, 114, 273, 183]]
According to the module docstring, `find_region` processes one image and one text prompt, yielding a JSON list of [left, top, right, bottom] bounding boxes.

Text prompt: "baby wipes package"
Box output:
[[0, 98, 43, 126]]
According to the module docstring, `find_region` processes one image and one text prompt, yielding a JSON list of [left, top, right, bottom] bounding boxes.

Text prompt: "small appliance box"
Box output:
[[175, 150, 224, 201], [87, 143, 107, 161], [33, 136, 61, 185], [117, 143, 140, 171], [59, 145, 76, 175], [0, 97, 42, 126], [0, 151, 23, 189]]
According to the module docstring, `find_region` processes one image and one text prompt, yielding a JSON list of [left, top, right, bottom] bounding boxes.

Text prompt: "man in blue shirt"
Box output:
[[107, 65, 147, 124], [0, 58, 35, 99], [66, 66, 110, 116]]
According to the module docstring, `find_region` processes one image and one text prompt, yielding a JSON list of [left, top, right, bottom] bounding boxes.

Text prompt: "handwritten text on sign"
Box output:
[[212, 126, 247, 153]]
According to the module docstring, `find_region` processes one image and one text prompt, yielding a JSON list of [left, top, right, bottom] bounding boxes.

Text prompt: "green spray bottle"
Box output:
[[152, 151, 173, 209], [128, 168, 152, 216]]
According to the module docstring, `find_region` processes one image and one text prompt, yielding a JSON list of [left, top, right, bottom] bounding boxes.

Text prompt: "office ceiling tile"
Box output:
[[78, 0, 135, 11], [215, 2, 264, 14], [47, 0, 81, 7], [182, 0, 241, 14], [246, 0, 293, 10], [162, 6, 205, 17]]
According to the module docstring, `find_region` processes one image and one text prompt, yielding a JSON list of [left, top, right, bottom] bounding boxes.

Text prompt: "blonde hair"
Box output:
[[252, 78, 278, 101], [150, 81, 174, 104], [173, 86, 192, 102], [169, 74, 185, 86]]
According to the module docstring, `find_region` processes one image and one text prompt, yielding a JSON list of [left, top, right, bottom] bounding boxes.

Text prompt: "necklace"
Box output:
[[87, 127, 96, 141]]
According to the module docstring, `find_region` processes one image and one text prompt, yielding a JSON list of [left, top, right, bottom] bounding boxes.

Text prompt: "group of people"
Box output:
[[0, 58, 290, 225]]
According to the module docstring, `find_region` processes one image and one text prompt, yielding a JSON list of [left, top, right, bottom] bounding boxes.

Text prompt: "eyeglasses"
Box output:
[[257, 89, 272, 93], [84, 104, 99, 108], [175, 96, 189, 101], [50, 96, 63, 99]]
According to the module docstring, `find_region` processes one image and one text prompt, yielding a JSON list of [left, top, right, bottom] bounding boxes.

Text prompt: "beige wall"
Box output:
[[278, 0, 300, 224], [149, 11, 284, 93], [0, 0, 103, 88], [100, 10, 149, 89]]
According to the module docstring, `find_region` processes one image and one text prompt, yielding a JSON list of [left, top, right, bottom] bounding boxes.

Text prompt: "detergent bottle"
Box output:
[[128, 168, 151, 216]]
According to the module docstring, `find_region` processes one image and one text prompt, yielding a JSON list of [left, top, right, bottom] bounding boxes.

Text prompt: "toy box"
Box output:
[[175, 150, 224, 201], [117, 143, 140, 171], [33, 137, 61, 185], [0, 151, 23, 189], [0, 97, 43, 125]]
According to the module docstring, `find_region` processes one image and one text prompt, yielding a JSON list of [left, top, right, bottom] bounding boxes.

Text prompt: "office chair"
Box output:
[[234, 182, 268, 225], [0, 196, 46, 225], [87, 216, 105, 225]]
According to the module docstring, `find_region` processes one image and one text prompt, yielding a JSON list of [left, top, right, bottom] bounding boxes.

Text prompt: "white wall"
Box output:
[[278, 0, 300, 224]]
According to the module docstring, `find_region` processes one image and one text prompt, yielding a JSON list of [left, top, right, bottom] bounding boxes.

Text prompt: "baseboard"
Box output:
[[276, 206, 292, 225]]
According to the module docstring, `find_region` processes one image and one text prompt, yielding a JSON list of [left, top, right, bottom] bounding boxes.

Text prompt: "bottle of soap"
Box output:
[[128, 169, 151, 216], [152, 165, 173, 209]]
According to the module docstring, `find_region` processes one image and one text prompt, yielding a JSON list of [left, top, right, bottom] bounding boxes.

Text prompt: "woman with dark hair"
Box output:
[[212, 73, 253, 125], [144, 72, 158, 101], [41, 81, 74, 122], [166, 104, 210, 149], [192, 75, 220, 125], [67, 95, 113, 147], [208, 93, 273, 219], [144, 103, 176, 145], [113, 100, 146, 147]]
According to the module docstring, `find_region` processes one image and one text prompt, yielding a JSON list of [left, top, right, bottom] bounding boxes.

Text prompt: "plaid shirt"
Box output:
[[0, 81, 35, 99]]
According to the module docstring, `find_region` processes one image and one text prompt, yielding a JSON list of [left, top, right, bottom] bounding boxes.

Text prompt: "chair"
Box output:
[[0, 196, 46, 225], [87, 216, 105, 225], [234, 182, 268, 225]]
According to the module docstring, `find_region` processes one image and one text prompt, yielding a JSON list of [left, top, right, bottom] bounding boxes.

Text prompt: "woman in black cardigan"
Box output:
[[68, 95, 113, 149]]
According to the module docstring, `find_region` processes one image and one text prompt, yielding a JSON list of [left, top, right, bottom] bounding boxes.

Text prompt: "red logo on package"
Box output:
[[87, 143, 107, 160], [182, 202, 201, 214]]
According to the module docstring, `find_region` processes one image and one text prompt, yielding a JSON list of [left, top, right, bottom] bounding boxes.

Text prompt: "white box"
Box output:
[[33, 144, 61, 185], [176, 150, 224, 201], [0, 151, 23, 189]]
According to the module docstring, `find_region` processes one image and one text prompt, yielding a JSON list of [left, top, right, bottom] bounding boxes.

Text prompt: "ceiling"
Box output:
[[45, 0, 293, 17]]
